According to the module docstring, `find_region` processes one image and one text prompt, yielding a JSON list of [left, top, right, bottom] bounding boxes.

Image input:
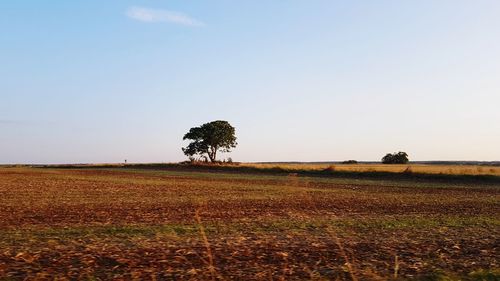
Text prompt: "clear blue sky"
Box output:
[[1, 1, 499, 164]]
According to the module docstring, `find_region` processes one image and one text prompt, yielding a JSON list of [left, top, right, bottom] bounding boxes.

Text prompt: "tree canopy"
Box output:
[[381, 151, 409, 164], [182, 120, 237, 162]]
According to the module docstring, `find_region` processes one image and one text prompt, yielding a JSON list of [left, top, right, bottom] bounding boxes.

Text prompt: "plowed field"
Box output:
[[0, 168, 498, 280]]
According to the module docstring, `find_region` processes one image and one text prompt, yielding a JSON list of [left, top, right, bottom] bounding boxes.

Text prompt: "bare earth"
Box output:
[[0, 168, 498, 280]]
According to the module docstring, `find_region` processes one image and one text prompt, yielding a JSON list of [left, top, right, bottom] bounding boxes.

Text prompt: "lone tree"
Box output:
[[382, 151, 409, 164], [182, 120, 237, 162]]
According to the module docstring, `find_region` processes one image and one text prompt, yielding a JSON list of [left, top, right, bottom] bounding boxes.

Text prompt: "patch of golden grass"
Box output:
[[242, 163, 500, 176]]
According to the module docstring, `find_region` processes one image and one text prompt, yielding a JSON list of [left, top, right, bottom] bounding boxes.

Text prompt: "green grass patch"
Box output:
[[1, 215, 497, 244]]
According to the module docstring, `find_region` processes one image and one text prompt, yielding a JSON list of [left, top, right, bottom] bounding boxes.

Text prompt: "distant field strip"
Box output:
[[243, 163, 500, 176]]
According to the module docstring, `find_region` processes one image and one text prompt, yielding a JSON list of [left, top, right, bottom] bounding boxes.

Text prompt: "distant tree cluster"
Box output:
[[382, 152, 409, 164], [181, 120, 411, 165]]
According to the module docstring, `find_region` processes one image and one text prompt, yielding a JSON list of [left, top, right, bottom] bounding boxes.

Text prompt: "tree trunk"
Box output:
[[208, 146, 217, 162]]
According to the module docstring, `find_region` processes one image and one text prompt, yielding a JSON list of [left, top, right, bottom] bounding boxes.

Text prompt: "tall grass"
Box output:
[[242, 163, 500, 176], [195, 209, 220, 281]]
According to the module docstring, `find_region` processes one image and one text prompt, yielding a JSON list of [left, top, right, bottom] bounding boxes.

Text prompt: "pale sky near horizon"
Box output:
[[1, 1, 500, 164]]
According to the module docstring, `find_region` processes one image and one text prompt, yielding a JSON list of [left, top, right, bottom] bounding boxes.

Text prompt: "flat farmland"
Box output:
[[242, 163, 500, 176], [0, 168, 498, 280]]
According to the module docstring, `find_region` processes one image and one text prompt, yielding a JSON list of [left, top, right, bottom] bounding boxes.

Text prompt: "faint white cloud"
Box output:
[[0, 119, 23, 126], [126, 6, 205, 27]]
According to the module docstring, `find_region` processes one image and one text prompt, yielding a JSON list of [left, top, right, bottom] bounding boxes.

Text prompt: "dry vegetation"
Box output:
[[242, 163, 500, 176], [0, 167, 498, 280]]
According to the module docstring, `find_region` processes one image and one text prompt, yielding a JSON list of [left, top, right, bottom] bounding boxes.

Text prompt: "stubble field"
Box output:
[[242, 163, 500, 176], [0, 167, 498, 280]]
